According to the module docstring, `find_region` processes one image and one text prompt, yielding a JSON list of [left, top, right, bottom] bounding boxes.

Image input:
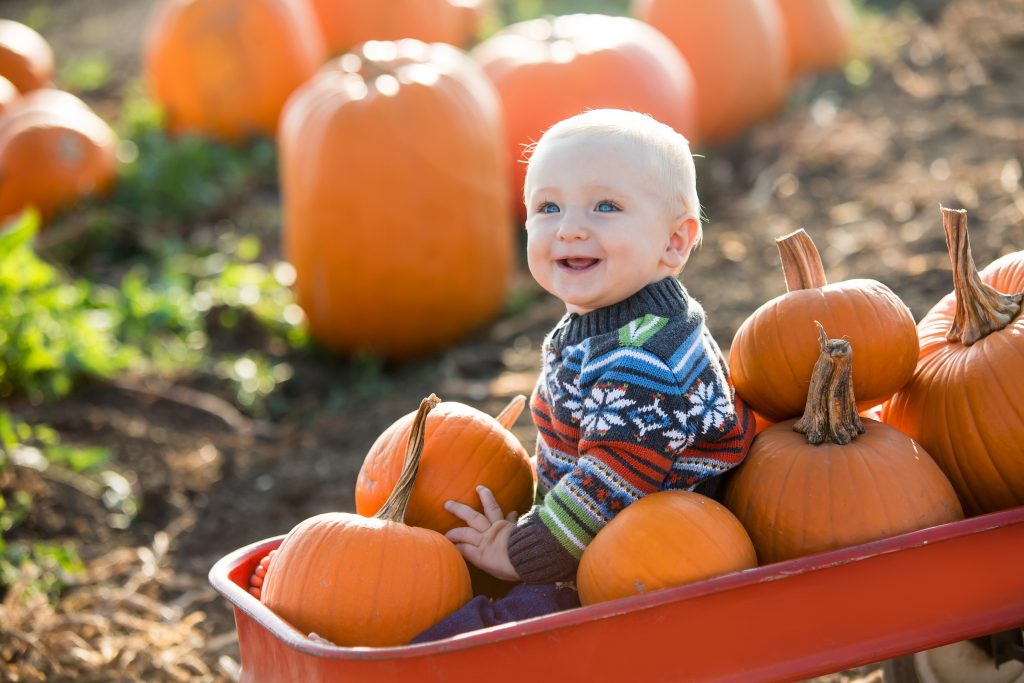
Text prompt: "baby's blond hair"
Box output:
[[524, 109, 702, 249]]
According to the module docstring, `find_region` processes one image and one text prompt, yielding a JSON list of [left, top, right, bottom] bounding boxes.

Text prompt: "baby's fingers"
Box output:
[[444, 499, 489, 532], [476, 485, 506, 523], [445, 526, 482, 547]]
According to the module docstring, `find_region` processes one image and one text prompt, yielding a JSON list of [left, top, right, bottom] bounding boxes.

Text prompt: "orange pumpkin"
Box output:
[[142, 0, 326, 142], [471, 13, 698, 219], [882, 208, 1024, 515], [775, 0, 853, 77], [0, 89, 119, 223], [356, 395, 534, 534], [0, 76, 17, 116], [308, 0, 489, 56], [577, 490, 756, 605], [633, 0, 787, 143], [0, 19, 54, 93], [730, 229, 918, 422], [279, 39, 513, 359], [261, 396, 472, 646], [724, 326, 963, 565]]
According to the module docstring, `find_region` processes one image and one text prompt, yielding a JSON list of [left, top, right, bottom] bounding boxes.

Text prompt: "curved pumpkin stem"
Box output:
[[374, 394, 441, 523], [941, 207, 1023, 346], [776, 229, 828, 292], [494, 394, 526, 430], [793, 322, 865, 445]]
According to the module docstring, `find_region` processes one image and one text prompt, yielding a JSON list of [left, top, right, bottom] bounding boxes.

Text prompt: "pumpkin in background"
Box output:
[[471, 13, 698, 219], [261, 396, 472, 646], [142, 0, 326, 143], [0, 19, 54, 93], [632, 0, 787, 143], [309, 0, 491, 56], [577, 491, 756, 605], [0, 76, 18, 116], [883, 208, 1024, 515], [775, 0, 854, 78], [724, 325, 963, 565], [279, 39, 513, 359], [730, 229, 918, 422], [0, 89, 119, 223], [356, 395, 534, 534]]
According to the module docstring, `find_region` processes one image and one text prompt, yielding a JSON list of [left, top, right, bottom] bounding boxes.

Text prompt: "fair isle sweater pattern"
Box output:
[[507, 278, 755, 583]]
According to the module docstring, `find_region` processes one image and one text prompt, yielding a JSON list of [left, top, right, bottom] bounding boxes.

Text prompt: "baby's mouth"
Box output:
[[558, 258, 600, 271]]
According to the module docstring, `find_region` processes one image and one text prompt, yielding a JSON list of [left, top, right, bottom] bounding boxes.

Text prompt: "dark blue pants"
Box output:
[[411, 582, 581, 643]]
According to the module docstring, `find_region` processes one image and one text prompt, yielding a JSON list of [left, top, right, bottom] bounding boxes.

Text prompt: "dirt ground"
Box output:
[[1, 0, 1022, 680]]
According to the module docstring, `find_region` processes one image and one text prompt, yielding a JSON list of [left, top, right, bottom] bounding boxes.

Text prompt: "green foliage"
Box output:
[[494, 0, 629, 23], [59, 54, 113, 92]]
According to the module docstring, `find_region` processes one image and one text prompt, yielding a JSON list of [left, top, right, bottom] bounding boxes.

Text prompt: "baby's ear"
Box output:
[[663, 218, 699, 271]]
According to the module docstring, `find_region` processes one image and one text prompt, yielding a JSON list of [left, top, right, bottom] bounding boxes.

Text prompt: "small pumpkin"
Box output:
[[730, 229, 918, 422], [143, 0, 326, 142], [260, 396, 472, 647], [470, 13, 698, 219], [0, 76, 18, 116], [0, 89, 119, 223], [0, 19, 54, 93], [308, 0, 489, 56], [577, 490, 756, 605], [724, 325, 963, 565], [279, 39, 513, 359], [882, 208, 1024, 515], [632, 0, 787, 142], [775, 0, 853, 78], [356, 395, 534, 534]]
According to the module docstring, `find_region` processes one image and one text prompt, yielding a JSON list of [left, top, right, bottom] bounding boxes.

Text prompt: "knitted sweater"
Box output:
[[508, 277, 755, 583]]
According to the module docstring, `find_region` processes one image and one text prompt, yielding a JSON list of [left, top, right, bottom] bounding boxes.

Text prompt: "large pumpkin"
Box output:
[[471, 13, 698, 219], [261, 396, 472, 646], [633, 0, 787, 143], [279, 39, 513, 359], [0, 89, 119, 223], [308, 0, 490, 56], [0, 19, 54, 93], [774, 0, 853, 78], [730, 229, 918, 421], [724, 326, 963, 565], [882, 208, 1024, 515], [577, 490, 756, 606], [142, 0, 326, 142], [356, 395, 534, 534]]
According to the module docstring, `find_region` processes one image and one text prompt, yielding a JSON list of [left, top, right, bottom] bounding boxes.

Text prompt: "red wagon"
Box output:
[[210, 504, 1024, 683]]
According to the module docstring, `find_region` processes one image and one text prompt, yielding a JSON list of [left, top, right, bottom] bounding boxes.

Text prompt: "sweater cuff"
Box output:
[[508, 508, 579, 583]]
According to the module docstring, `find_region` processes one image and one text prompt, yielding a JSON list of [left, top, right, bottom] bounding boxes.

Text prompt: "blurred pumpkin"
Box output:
[[0, 19, 54, 93], [0, 76, 18, 116], [143, 0, 326, 143], [0, 89, 118, 224], [633, 0, 787, 143], [356, 395, 534, 534], [883, 208, 1024, 515], [279, 39, 513, 359], [261, 396, 473, 646], [729, 229, 918, 421], [577, 490, 757, 605], [309, 0, 491, 55], [471, 13, 698, 219], [725, 326, 963, 564], [775, 0, 853, 77]]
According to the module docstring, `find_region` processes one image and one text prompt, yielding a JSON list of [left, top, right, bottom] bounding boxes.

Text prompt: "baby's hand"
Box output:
[[444, 486, 521, 582]]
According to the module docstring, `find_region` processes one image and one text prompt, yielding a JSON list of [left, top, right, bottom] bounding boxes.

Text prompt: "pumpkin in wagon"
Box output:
[[883, 208, 1024, 515]]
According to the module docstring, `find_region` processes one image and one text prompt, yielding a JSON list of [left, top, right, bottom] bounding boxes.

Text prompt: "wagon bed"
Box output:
[[209, 504, 1024, 683]]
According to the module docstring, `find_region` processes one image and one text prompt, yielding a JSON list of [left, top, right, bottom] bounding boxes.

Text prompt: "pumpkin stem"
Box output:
[[776, 229, 829, 292], [494, 394, 526, 429], [794, 322, 865, 445], [374, 394, 441, 523], [942, 207, 1023, 346]]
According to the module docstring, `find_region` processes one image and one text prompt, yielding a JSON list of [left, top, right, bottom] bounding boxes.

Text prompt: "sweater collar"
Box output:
[[551, 277, 695, 347]]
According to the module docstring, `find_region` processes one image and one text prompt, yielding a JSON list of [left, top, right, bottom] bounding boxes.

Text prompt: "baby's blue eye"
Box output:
[[539, 202, 560, 214], [595, 201, 619, 213]]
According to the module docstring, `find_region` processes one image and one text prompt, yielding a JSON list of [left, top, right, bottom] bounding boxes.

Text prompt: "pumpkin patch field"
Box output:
[[0, 0, 1022, 680]]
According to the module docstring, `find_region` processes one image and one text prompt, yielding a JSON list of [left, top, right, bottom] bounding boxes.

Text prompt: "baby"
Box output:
[[415, 109, 755, 640]]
